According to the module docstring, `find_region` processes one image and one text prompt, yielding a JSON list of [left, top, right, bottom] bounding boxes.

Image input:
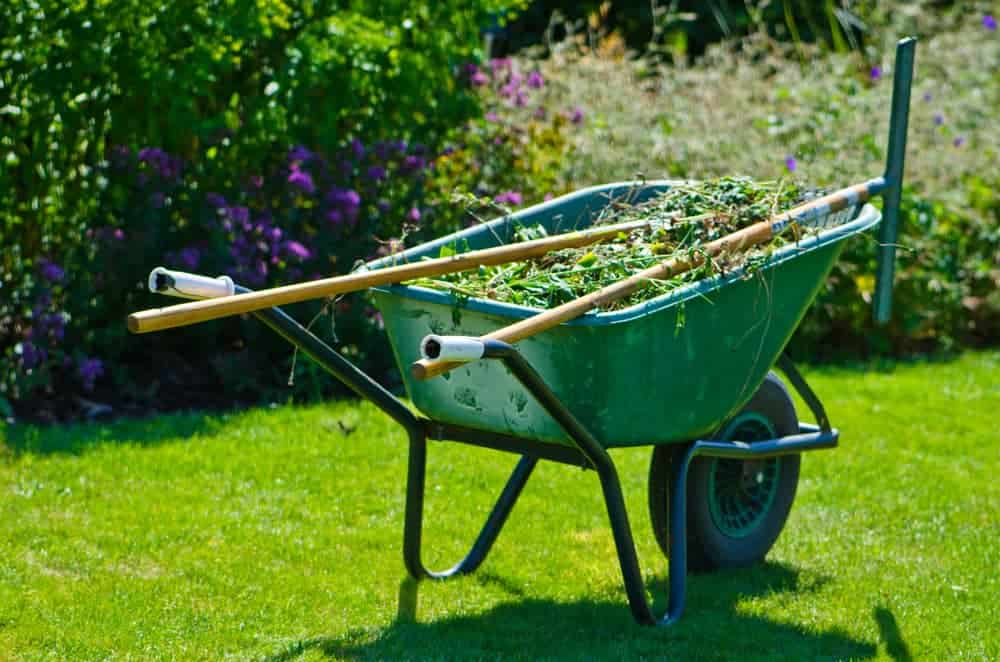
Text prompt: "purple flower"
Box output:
[[180, 247, 201, 270], [515, 90, 528, 107], [985, 14, 997, 31], [569, 107, 585, 125], [471, 70, 489, 86], [327, 188, 361, 208], [39, 259, 65, 283], [494, 190, 523, 206], [39, 312, 66, 342], [489, 58, 511, 75], [953, 136, 966, 147], [366, 165, 387, 182], [326, 188, 361, 224], [326, 209, 344, 225], [206, 192, 227, 208], [113, 229, 125, 241], [77, 357, 104, 391], [527, 71, 544, 89], [922, 91, 932, 102], [351, 138, 365, 159], [288, 165, 315, 194], [933, 113, 945, 126], [785, 155, 798, 172], [869, 66, 882, 81], [401, 155, 426, 174], [407, 207, 421, 222], [485, 111, 500, 123], [19, 341, 46, 370], [137, 147, 181, 179], [288, 145, 314, 163], [284, 241, 311, 260], [249, 175, 263, 189], [227, 206, 250, 224], [138, 147, 165, 162]]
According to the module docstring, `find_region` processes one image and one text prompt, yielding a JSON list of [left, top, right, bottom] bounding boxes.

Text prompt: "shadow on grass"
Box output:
[[266, 562, 881, 660], [874, 605, 913, 662], [0, 411, 219, 457]]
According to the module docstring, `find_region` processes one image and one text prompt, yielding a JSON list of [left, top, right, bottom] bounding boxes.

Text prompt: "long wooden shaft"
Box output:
[[411, 180, 877, 380], [128, 216, 667, 334]]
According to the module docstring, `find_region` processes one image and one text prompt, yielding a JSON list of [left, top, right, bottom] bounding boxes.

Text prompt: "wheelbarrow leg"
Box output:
[[590, 453, 658, 625], [241, 297, 537, 582], [476, 340, 664, 624], [403, 428, 538, 579]]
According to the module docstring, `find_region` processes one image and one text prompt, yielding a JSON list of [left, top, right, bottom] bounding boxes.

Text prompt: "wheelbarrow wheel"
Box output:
[[648, 372, 801, 572]]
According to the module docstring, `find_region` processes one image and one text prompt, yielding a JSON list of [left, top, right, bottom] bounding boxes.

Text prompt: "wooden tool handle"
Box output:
[[411, 181, 876, 380], [127, 217, 656, 334]]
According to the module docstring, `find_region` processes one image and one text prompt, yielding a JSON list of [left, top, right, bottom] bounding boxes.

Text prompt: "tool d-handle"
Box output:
[[147, 267, 236, 300], [419, 335, 486, 362]]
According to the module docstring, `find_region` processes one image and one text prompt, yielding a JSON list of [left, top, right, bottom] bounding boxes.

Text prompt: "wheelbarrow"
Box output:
[[131, 39, 916, 625]]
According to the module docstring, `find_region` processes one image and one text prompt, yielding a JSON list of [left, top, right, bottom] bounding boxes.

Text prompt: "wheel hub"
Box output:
[[707, 413, 782, 539]]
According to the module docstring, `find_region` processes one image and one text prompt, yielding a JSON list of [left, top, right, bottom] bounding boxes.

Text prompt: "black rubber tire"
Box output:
[[648, 372, 801, 572]]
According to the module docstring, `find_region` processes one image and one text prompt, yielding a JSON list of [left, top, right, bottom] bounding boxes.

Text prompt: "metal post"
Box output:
[[874, 37, 917, 324]]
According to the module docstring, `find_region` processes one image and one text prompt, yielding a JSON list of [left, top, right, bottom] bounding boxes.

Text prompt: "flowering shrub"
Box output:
[[0, 37, 583, 419], [1, 0, 541, 418], [424, 58, 580, 231]]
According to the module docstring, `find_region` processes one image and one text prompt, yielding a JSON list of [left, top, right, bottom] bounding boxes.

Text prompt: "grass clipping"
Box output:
[[411, 177, 817, 312]]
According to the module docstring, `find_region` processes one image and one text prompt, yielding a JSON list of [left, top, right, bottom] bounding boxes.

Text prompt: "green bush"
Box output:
[[791, 184, 1000, 359], [1, 0, 546, 416]]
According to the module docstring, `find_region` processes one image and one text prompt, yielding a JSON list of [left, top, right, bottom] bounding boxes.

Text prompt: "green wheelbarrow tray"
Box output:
[[369, 183, 880, 449]]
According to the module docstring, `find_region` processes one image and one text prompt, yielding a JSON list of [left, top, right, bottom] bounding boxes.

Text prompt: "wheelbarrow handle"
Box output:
[[411, 179, 883, 381], [127, 214, 676, 334]]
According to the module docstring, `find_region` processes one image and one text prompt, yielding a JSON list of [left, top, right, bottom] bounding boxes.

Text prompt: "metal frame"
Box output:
[[243, 293, 838, 626]]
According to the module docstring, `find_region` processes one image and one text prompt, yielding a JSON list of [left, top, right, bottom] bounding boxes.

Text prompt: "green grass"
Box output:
[[2, 352, 998, 659]]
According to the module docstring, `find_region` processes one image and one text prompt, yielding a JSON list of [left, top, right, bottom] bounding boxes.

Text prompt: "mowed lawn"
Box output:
[[1, 352, 997, 660]]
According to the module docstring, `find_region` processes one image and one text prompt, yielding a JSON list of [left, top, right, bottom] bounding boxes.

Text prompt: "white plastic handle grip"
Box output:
[[148, 267, 236, 300], [419, 335, 485, 362]]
